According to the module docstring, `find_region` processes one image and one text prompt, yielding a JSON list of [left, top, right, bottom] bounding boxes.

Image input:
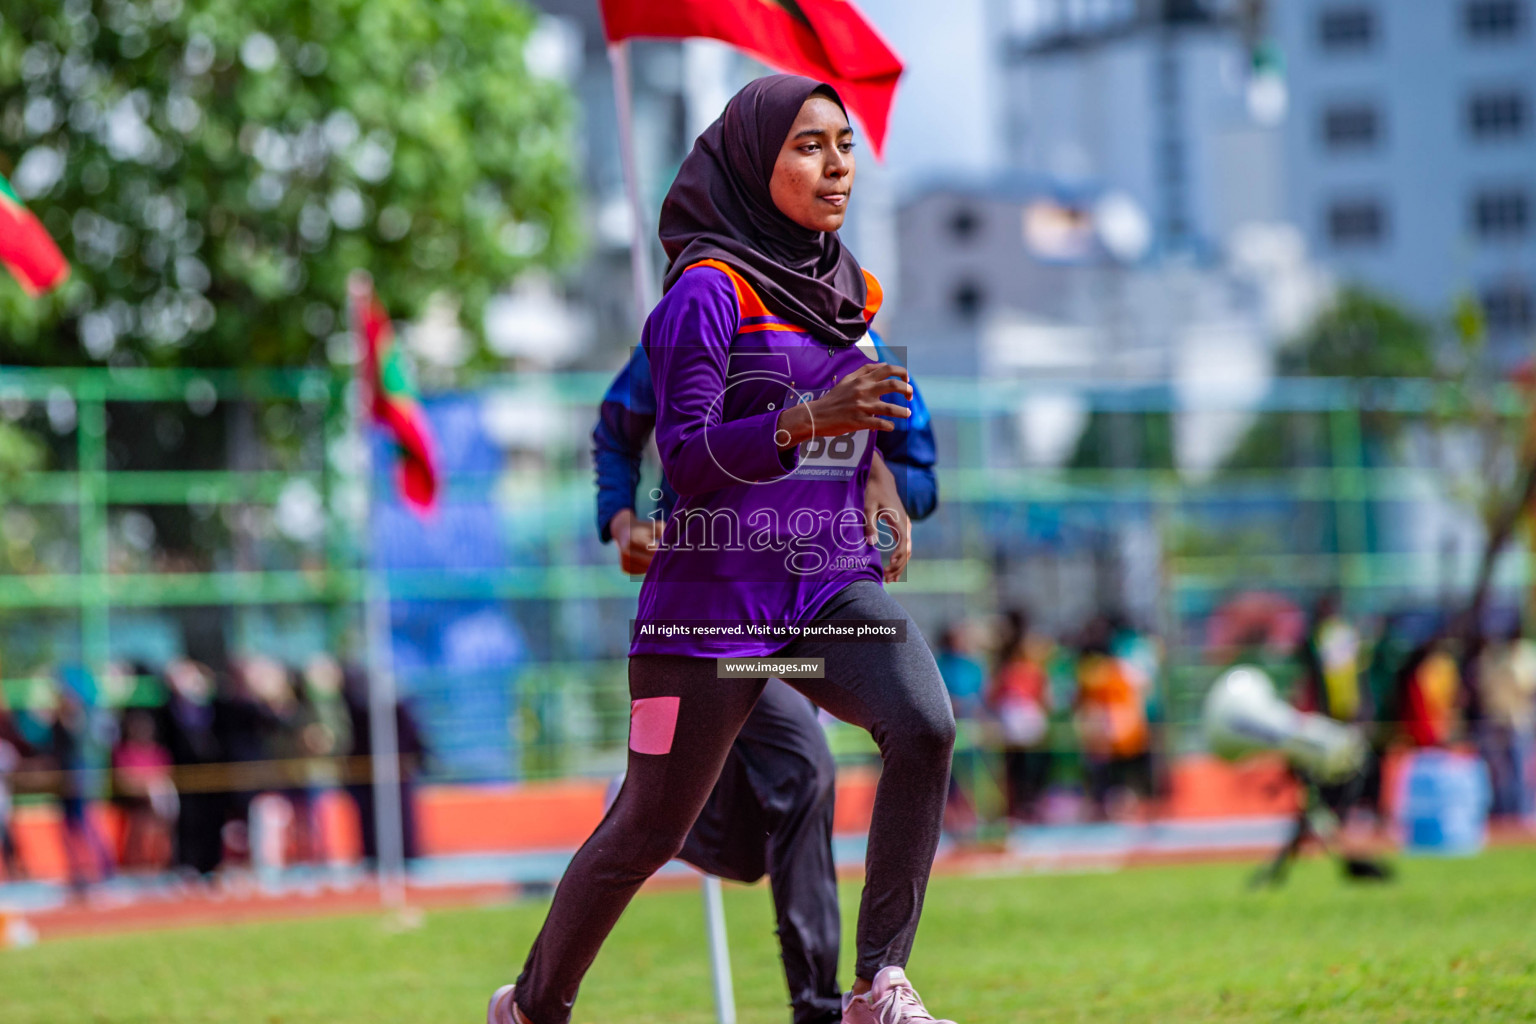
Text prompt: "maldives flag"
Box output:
[[600, 0, 903, 156], [0, 173, 69, 297], [349, 273, 439, 513]]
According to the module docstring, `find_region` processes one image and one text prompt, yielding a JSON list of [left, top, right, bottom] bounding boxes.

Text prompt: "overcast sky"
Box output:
[[856, 0, 1003, 179]]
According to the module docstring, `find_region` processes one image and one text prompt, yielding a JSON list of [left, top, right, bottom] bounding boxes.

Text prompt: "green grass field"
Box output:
[[5, 847, 1536, 1023]]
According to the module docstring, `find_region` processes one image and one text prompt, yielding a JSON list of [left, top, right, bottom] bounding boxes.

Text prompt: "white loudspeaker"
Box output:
[[1203, 666, 1366, 783]]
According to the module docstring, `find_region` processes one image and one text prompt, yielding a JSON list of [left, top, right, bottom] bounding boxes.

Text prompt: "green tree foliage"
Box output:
[[0, 418, 44, 488], [1068, 410, 1175, 471], [1218, 284, 1536, 625], [0, 0, 578, 367], [1221, 286, 1438, 471], [1275, 285, 1438, 379]]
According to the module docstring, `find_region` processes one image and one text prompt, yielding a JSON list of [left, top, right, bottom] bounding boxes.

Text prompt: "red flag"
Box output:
[[349, 274, 440, 513], [599, 0, 903, 157], [0, 173, 70, 297]]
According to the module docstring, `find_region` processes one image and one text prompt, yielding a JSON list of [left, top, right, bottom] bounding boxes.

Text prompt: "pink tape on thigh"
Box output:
[[629, 696, 681, 755]]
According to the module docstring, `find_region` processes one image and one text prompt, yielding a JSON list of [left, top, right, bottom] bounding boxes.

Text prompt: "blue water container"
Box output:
[[1396, 751, 1491, 856]]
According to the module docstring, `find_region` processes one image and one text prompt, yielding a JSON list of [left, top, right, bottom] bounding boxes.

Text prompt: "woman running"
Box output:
[[490, 74, 957, 1024]]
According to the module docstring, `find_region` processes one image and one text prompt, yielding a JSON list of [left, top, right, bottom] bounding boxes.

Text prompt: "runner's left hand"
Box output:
[[864, 451, 910, 582], [610, 509, 658, 575]]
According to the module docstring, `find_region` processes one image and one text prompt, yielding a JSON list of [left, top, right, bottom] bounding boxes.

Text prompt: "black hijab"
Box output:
[[659, 74, 869, 347]]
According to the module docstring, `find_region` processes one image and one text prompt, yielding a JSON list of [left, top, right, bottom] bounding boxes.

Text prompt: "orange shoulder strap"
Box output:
[[682, 259, 772, 320], [684, 259, 884, 327], [861, 269, 883, 323]]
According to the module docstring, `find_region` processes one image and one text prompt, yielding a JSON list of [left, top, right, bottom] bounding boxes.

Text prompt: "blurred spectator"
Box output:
[[989, 610, 1053, 822], [298, 654, 354, 862], [212, 660, 269, 866], [936, 622, 987, 721], [0, 692, 36, 880], [47, 682, 115, 893], [1074, 619, 1151, 820], [1398, 636, 1462, 748], [250, 659, 322, 864], [1360, 610, 1434, 817], [1205, 591, 1308, 670], [1475, 625, 1536, 820], [160, 659, 224, 876], [343, 664, 428, 863], [0, 739, 19, 879], [111, 708, 177, 870], [1295, 592, 1367, 724], [1364, 612, 1413, 722], [936, 617, 986, 699], [1108, 612, 1167, 805], [1293, 593, 1378, 824], [935, 621, 988, 830]]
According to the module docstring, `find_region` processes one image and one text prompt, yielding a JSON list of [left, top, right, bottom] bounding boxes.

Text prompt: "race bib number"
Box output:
[[797, 430, 869, 479]]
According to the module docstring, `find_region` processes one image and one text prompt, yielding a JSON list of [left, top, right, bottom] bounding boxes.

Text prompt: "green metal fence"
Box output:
[[0, 366, 1527, 783]]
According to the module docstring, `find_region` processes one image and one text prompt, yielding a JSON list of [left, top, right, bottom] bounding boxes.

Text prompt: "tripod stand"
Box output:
[[1250, 766, 1394, 889]]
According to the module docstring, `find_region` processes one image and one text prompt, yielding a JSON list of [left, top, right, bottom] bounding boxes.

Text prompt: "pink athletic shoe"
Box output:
[[841, 967, 956, 1024], [487, 984, 518, 1024]]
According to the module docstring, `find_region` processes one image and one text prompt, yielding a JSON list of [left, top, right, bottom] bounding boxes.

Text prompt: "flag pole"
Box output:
[[348, 270, 409, 912], [607, 41, 658, 318], [606, 38, 736, 1024]]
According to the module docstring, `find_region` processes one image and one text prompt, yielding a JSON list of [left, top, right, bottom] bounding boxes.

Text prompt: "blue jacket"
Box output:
[[593, 332, 938, 541]]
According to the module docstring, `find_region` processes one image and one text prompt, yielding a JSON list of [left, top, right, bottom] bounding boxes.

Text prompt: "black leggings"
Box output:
[[679, 678, 842, 1024], [514, 581, 955, 1024]]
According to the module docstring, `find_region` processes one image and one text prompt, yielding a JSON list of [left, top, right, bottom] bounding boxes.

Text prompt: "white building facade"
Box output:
[[1272, 0, 1536, 357]]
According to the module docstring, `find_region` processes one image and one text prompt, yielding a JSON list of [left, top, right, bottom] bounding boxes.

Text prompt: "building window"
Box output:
[[1322, 103, 1382, 149], [1482, 282, 1534, 332], [1473, 189, 1531, 238], [1318, 7, 1376, 49], [952, 281, 985, 320], [1327, 199, 1388, 246], [949, 207, 981, 243], [1468, 91, 1528, 138], [1465, 0, 1525, 39]]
